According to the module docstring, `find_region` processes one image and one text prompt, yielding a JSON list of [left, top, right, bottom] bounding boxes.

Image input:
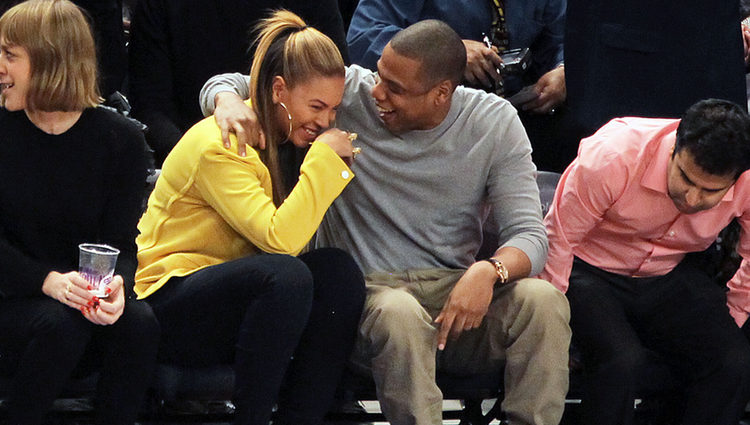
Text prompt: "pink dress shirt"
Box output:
[[540, 117, 750, 326]]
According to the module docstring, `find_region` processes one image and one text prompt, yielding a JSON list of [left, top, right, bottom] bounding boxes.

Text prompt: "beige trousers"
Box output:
[[353, 269, 571, 425]]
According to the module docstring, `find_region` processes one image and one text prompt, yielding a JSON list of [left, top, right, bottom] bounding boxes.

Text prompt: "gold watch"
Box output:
[[485, 258, 509, 285]]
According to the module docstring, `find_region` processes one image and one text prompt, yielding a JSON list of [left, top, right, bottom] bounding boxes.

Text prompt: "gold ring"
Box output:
[[65, 283, 71, 298], [352, 146, 362, 159], [347, 132, 358, 142]]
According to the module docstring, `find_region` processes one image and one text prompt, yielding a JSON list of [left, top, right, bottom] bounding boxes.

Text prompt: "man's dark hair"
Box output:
[[674, 99, 750, 179], [389, 19, 466, 89]]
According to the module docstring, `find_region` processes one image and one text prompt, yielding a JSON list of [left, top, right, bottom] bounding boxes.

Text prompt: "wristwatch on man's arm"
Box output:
[[485, 258, 509, 285]]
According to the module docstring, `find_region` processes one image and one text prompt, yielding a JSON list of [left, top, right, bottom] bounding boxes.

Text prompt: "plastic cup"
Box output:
[[78, 243, 119, 298]]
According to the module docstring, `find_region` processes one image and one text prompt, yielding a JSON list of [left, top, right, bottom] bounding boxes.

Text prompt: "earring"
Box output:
[[279, 102, 293, 139]]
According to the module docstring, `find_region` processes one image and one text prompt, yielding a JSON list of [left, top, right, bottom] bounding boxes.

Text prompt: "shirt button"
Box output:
[[668, 231, 676, 237], [341, 170, 350, 179]]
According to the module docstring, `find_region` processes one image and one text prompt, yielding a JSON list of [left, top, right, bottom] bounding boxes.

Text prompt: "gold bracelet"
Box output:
[[485, 258, 509, 285]]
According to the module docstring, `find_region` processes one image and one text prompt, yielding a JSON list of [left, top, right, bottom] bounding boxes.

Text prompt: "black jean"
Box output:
[[0, 297, 159, 425], [567, 258, 750, 425], [146, 248, 365, 425]]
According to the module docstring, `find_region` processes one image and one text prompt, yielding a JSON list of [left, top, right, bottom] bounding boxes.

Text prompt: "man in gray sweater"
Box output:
[[200, 20, 570, 425]]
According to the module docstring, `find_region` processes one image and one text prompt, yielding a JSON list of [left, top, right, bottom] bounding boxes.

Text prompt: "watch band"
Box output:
[[485, 258, 509, 285]]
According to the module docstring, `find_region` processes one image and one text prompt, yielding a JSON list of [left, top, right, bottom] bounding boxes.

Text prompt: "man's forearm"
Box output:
[[199, 72, 250, 116], [489, 246, 533, 283]]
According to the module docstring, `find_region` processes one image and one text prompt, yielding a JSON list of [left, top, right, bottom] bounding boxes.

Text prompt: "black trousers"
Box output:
[[567, 258, 750, 425], [146, 248, 366, 425], [0, 297, 159, 425]]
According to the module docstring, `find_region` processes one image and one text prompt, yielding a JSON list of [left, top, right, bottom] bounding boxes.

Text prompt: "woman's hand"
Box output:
[[42, 271, 92, 310], [314, 129, 359, 165], [83, 275, 125, 326], [42, 271, 125, 325]]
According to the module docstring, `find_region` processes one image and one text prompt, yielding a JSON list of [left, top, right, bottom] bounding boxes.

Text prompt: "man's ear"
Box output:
[[271, 76, 288, 103], [433, 80, 454, 106]]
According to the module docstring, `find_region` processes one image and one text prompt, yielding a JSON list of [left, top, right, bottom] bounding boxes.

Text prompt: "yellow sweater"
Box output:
[[135, 114, 353, 299]]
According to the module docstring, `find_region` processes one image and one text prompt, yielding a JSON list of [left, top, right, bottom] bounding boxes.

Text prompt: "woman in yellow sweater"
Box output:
[[135, 10, 365, 425]]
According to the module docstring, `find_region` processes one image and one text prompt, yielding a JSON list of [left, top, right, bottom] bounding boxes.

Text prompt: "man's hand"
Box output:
[[214, 91, 265, 157], [462, 39, 503, 89], [83, 275, 125, 325], [434, 261, 496, 350], [520, 66, 566, 114]]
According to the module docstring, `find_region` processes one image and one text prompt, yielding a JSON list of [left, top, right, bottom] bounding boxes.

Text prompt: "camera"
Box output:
[[476, 35, 533, 95], [499, 48, 531, 76]]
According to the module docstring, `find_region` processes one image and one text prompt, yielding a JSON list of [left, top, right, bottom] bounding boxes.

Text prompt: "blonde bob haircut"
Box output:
[[0, 0, 100, 111], [249, 9, 345, 206]]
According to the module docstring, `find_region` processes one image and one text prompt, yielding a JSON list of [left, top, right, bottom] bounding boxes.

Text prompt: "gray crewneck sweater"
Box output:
[[201, 65, 547, 275]]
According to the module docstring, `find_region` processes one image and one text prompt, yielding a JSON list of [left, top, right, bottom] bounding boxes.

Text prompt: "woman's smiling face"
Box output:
[[274, 74, 345, 148]]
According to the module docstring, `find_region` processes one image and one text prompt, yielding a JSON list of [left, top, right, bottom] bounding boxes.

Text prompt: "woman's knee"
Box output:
[[303, 248, 366, 308], [33, 300, 90, 337], [23, 300, 93, 353], [264, 255, 314, 302], [302, 248, 364, 285], [116, 300, 160, 346], [226, 254, 315, 306]]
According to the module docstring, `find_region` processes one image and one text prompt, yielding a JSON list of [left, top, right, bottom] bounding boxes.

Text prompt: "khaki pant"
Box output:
[[353, 269, 571, 425]]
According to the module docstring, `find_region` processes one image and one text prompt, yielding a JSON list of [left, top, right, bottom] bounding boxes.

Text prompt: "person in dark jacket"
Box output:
[[564, 0, 747, 145], [128, 0, 350, 165]]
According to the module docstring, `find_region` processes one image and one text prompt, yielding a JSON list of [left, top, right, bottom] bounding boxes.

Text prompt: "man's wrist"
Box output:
[[484, 258, 509, 285], [214, 90, 239, 107]]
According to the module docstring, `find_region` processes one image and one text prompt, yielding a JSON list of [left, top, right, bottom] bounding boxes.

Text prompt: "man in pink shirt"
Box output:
[[542, 99, 750, 425]]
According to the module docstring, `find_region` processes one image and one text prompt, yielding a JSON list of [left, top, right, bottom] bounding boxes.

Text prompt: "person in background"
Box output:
[[564, 0, 748, 148], [72, 0, 126, 98], [135, 10, 365, 425], [128, 0, 350, 166], [0, 1, 158, 424], [338, 0, 358, 32], [345, 0, 571, 171]]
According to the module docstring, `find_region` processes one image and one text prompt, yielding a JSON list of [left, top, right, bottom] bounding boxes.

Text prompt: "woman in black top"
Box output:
[[0, 1, 158, 424]]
